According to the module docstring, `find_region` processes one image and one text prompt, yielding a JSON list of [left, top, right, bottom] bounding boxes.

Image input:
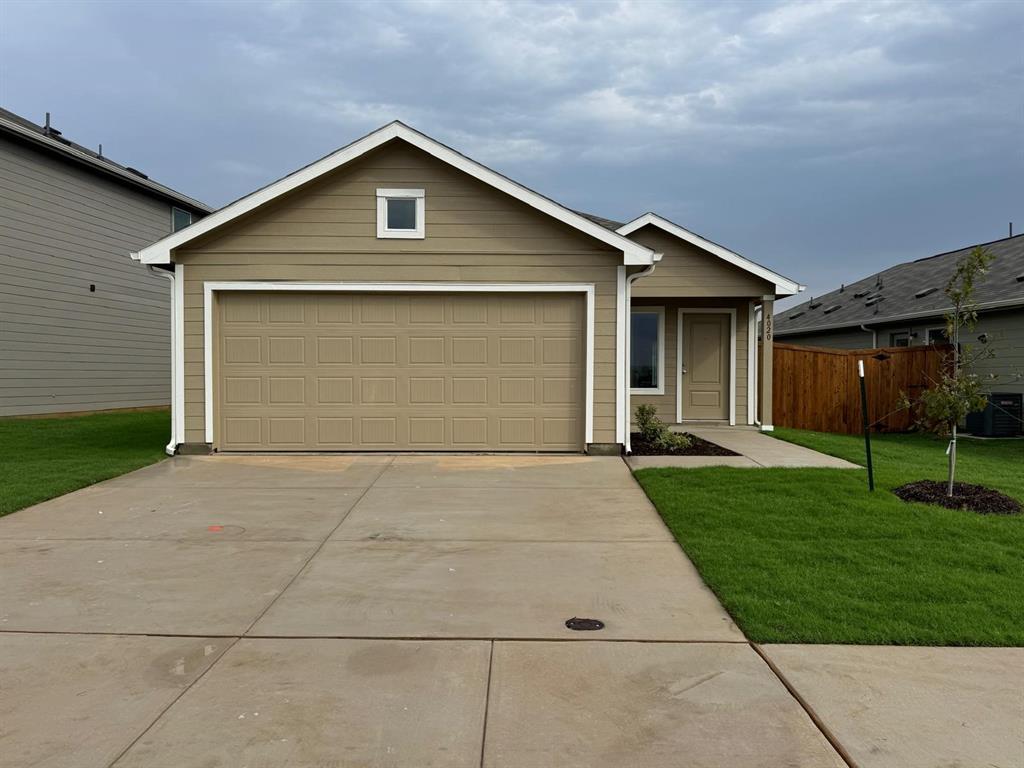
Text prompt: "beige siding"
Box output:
[[0, 135, 183, 416], [627, 224, 773, 297], [176, 141, 622, 445], [631, 298, 751, 425]]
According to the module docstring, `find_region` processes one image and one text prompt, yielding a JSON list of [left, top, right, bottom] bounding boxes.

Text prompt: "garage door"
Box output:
[[215, 292, 586, 451]]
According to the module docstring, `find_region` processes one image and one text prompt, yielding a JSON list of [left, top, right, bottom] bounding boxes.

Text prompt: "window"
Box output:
[[630, 307, 664, 393], [376, 188, 425, 239], [926, 327, 949, 345], [889, 332, 910, 347], [171, 207, 192, 232]]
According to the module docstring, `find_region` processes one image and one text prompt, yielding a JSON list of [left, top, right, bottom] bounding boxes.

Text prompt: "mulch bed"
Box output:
[[893, 480, 1022, 515], [630, 432, 740, 457]]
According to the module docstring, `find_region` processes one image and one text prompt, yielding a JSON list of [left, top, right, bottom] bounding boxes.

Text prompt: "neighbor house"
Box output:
[[773, 233, 1024, 397], [0, 107, 211, 417], [133, 122, 801, 455]]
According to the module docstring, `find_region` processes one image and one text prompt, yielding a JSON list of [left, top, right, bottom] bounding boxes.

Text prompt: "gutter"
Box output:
[[0, 116, 213, 213], [776, 296, 1024, 339], [147, 263, 178, 455], [623, 260, 659, 454]]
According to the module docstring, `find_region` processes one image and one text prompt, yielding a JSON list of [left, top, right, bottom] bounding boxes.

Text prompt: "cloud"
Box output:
[[1, 0, 1019, 305]]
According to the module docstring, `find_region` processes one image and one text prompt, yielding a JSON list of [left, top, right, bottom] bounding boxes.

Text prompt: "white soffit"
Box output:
[[617, 212, 803, 296], [134, 121, 655, 266]]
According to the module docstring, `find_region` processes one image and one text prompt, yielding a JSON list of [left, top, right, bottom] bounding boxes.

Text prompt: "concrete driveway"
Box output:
[[0, 454, 849, 767]]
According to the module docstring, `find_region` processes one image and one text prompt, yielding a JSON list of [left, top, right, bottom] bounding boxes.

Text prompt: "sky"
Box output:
[[1, 0, 1021, 308]]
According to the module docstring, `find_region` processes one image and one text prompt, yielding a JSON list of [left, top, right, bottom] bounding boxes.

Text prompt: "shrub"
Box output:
[[634, 404, 692, 450]]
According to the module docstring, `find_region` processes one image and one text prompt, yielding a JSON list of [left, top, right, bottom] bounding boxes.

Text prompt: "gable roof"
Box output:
[[774, 234, 1024, 337], [0, 107, 211, 214], [616, 212, 803, 296], [133, 121, 656, 266]]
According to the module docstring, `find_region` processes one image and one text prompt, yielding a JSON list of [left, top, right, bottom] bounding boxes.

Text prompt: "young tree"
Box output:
[[914, 246, 994, 496]]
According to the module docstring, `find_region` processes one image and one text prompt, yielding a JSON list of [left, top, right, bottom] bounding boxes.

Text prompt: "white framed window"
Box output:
[[376, 188, 425, 239], [630, 306, 664, 394], [926, 327, 949, 345]]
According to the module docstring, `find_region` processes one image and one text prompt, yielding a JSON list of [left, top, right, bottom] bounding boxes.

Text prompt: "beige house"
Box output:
[[133, 122, 801, 455]]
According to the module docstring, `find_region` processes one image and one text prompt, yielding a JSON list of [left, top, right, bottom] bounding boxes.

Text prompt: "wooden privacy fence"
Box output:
[[770, 342, 949, 434]]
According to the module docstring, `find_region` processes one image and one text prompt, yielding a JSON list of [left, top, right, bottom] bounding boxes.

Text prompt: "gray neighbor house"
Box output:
[[0, 108, 210, 417], [773, 233, 1024, 399]]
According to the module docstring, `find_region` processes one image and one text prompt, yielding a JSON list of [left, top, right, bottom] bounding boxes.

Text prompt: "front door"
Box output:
[[680, 312, 730, 421]]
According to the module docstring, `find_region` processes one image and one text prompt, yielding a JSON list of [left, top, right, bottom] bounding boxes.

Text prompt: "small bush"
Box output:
[[635, 404, 692, 450]]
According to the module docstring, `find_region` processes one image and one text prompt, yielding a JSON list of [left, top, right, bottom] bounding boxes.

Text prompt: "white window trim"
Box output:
[[924, 326, 948, 345], [201, 281, 595, 448], [171, 206, 193, 232], [630, 306, 665, 396], [135, 122, 654, 265], [677, 308, 737, 426], [376, 188, 425, 239]]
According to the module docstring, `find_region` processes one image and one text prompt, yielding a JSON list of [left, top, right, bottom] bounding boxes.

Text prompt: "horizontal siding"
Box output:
[[628, 225, 774, 298], [778, 328, 876, 349], [631, 298, 751, 426], [0, 135, 179, 416], [176, 140, 622, 446]]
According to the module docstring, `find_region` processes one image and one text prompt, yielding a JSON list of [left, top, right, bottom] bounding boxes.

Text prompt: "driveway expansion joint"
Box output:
[[750, 642, 859, 768]]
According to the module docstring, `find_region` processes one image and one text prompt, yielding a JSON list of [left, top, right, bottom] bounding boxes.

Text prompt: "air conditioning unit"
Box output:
[[966, 393, 1023, 437]]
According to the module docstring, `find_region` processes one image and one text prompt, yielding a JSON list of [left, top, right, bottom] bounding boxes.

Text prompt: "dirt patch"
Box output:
[[629, 433, 739, 457], [893, 480, 1022, 515]]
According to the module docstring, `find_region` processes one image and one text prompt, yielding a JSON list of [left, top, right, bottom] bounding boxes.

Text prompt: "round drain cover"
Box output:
[[565, 617, 605, 631]]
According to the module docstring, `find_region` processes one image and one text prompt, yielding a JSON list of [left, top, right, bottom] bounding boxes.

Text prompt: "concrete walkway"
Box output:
[[627, 426, 861, 469], [0, 455, 1017, 768]]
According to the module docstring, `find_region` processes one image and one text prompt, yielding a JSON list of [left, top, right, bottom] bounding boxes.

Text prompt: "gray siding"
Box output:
[[0, 136, 177, 416], [777, 310, 1024, 396], [777, 327, 874, 349]]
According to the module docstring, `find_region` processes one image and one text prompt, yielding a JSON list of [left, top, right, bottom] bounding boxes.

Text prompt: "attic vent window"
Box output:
[[822, 304, 841, 314], [915, 287, 938, 298], [377, 188, 425, 239], [789, 310, 805, 320]]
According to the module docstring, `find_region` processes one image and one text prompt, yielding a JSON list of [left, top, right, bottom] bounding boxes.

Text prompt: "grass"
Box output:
[[0, 410, 170, 517], [633, 429, 1024, 646]]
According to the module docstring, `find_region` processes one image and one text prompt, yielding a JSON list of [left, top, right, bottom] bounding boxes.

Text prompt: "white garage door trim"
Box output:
[[203, 281, 596, 446]]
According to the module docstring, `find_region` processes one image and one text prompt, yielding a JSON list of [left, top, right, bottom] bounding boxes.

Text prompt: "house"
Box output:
[[773, 234, 1024, 398], [0, 108, 211, 417], [132, 121, 801, 455]]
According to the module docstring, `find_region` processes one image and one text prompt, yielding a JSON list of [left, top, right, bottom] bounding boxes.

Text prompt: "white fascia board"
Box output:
[[617, 213, 801, 296], [138, 121, 655, 266]]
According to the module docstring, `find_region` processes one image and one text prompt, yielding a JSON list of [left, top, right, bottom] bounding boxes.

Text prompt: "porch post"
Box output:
[[760, 296, 774, 431]]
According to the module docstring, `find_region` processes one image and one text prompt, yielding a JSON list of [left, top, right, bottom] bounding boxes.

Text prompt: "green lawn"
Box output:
[[0, 410, 169, 517], [634, 429, 1024, 646]]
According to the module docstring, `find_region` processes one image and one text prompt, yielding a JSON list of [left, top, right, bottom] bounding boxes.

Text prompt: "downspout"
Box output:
[[623, 261, 658, 454], [859, 324, 877, 348], [147, 264, 177, 455], [753, 305, 762, 428]]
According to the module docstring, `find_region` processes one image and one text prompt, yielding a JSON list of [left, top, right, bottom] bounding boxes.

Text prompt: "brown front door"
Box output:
[[680, 312, 730, 421]]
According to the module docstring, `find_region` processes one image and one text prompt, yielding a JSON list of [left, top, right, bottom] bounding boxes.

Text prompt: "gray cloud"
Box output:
[[1, 0, 1021, 304]]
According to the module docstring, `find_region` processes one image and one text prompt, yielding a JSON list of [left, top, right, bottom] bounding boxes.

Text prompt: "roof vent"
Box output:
[[854, 289, 870, 298], [125, 167, 149, 179], [822, 304, 841, 314], [865, 296, 884, 307], [809, 299, 822, 309], [1016, 274, 1024, 283], [915, 287, 938, 298], [789, 310, 805, 320]]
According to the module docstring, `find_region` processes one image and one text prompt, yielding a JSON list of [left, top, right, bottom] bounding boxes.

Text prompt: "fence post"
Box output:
[[858, 359, 875, 491]]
